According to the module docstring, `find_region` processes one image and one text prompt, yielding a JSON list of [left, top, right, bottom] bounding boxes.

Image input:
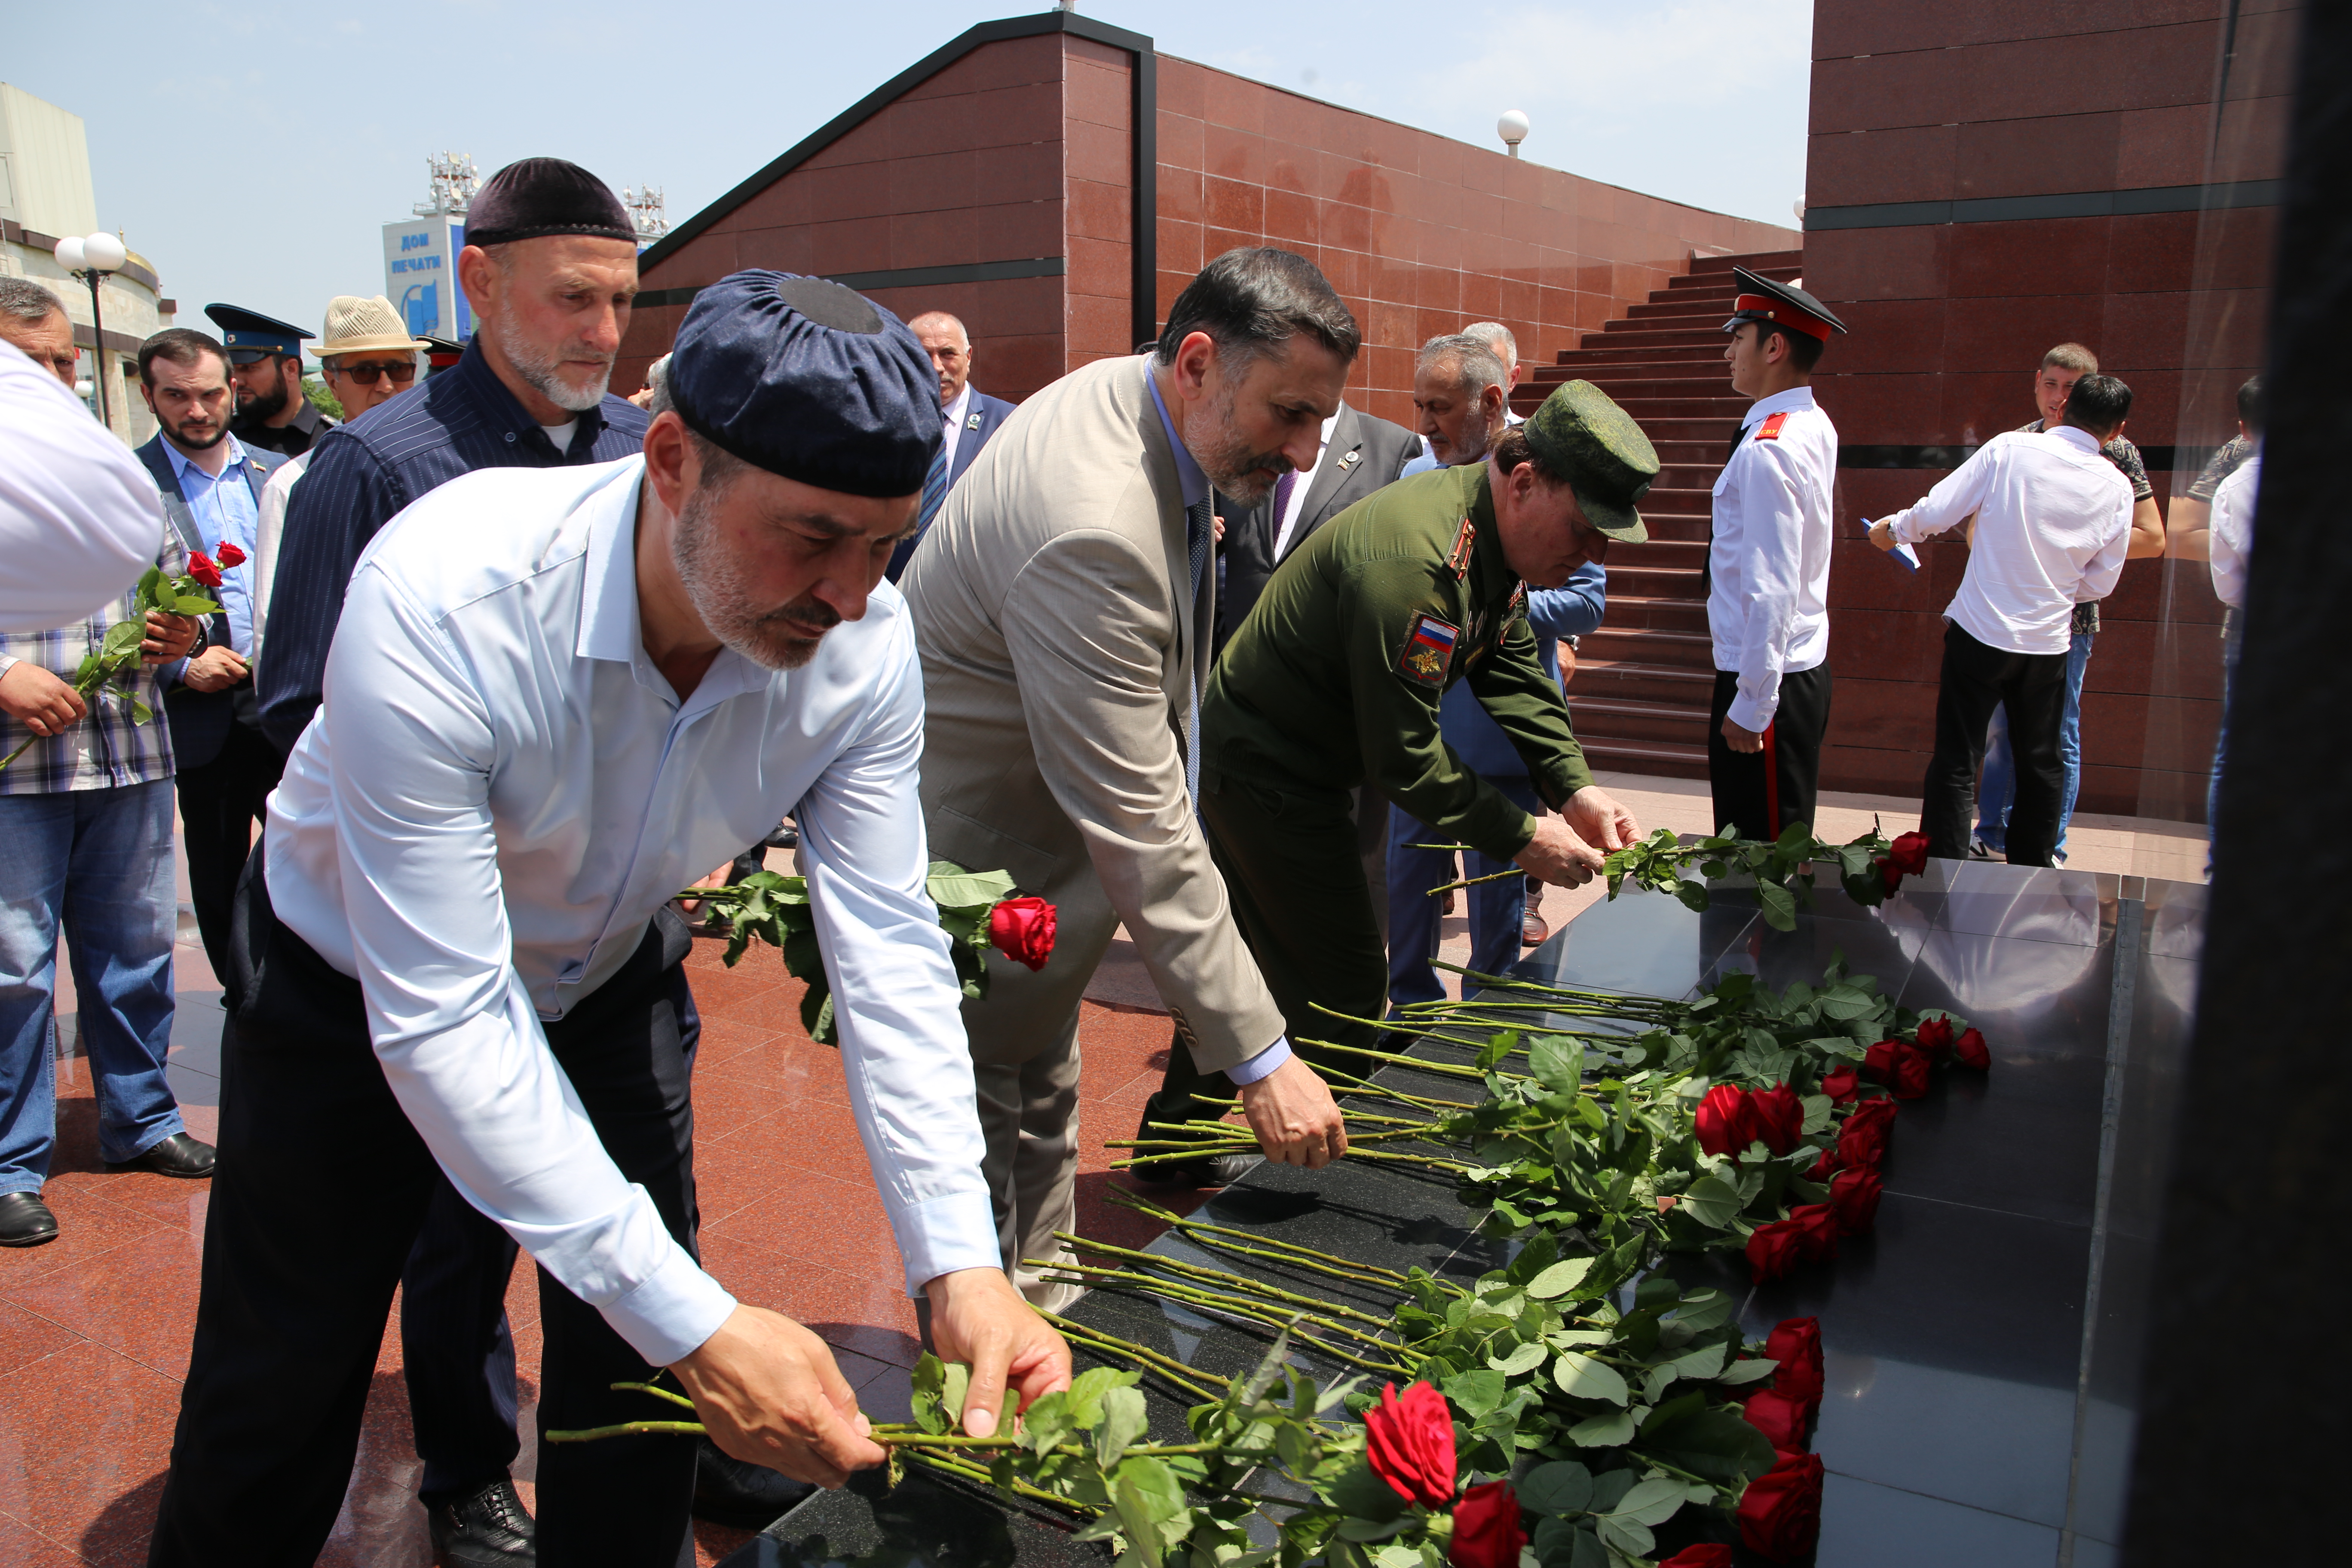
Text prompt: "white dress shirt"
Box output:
[[1270, 414, 1340, 559], [0, 341, 167, 634], [1882, 427, 2131, 656], [2207, 448, 2261, 610], [252, 448, 313, 657], [263, 456, 1000, 1366], [1707, 386, 1837, 732], [940, 383, 973, 476]]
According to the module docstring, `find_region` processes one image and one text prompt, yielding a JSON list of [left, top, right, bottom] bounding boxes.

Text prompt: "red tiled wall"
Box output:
[[1063, 37, 1136, 371], [1153, 60, 1799, 430], [618, 32, 1075, 403], [1802, 0, 2293, 817]]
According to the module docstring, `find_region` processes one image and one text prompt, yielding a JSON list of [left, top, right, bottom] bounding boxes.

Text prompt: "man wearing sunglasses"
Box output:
[[251, 296, 426, 657]]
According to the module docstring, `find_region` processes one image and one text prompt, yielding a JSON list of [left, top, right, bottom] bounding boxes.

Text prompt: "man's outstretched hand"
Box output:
[[1237, 1053, 1348, 1168], [925, 1266, 1072, 1438], [668, 1304, 885, 1488]]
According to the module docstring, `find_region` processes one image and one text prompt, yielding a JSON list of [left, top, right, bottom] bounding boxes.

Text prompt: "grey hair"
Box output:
[[644, 352, 674, 414], [645, 355, 745, 491], [0, 276, 67, 324], [1417, 333, 1506, 398], [1461, 321, 1518, 371]]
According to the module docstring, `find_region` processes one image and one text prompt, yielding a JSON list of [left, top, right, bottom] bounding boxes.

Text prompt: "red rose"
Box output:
[[1765, 1317, 1825, 1416], [1738, 1448, 1824, 1562], [1835, 1098, 1898, 1170], [1742, 1387, 1807, 1449], [1695, 1083, 1760, 1157], [1914, 1015, 1955, 1057], [1954, 1026, 1991, 1070], [214, 541, 247, 568], [1657, 1549, 1734, 1568], [986, 896, 1056, 972], [1819, 1066, 1861, 1104], [1745, 1219, 1804, 1283], [1829, 1165, 1883, 1235], [1364, 1381, 1456, 1508], [1862, 1039, 1930, 1099], [1875, 831, 1930, 895], [1804, 1144, 1838, 1181], [1750, 1083, 1804, 1155], [186, 552, 223, 588], [1790, 1203, 1840, 1263], [1448, 1480, 1524, 1568]]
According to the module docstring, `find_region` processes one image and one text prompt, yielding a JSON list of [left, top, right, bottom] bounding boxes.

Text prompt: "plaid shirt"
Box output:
[[0, 534, 185, 795]]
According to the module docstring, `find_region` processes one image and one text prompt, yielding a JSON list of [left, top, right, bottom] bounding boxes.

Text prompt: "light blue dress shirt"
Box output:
[[161, 435, 261, 655], [263, 456, 1001, 1366], [1143, 369, 1289, 1088]]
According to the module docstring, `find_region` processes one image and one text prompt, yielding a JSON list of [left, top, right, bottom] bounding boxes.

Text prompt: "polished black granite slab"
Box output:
[[724, 861, 2198, 1568]]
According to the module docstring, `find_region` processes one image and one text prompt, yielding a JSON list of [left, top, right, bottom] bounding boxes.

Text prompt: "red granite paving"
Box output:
[[0, 929, 1202, 1565]]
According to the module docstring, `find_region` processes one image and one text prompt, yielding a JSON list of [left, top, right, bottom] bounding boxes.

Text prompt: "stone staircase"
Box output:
[[1512, 248, 1803, 780]]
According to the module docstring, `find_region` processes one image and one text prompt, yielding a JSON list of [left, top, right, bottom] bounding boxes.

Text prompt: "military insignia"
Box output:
[[966, 411, 984, 430], [1755, 411, 1790, 441], [1338, 450, 1360, 471], [1447, 516, 1475, 578], [1397, 614, 1459, 687]]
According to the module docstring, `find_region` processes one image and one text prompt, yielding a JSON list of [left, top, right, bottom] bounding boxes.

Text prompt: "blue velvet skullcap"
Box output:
[[667, 271, 941, 497]]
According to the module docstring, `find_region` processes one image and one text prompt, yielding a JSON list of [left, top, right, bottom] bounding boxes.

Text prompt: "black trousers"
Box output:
[[172, 722, 282, 1004], [1143, 773, 1385, 1129], [1706, 665, 1832, 842], [1921, 622, 2069, 867], [149, 871, 704, 1568]]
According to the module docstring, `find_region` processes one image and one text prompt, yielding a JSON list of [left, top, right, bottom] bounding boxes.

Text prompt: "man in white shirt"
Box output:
[[1707, 269, 1847, 841], [0, 342, 168, 633], [2205, 394, 2263, 842], [150, 271, 1069, 1568], [1871, 374, 2136, 866], [886, 311, 1015, 581]]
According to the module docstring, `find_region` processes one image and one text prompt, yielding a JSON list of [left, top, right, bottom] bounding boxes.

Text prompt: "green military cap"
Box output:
[[1519, 379, 1657, 543]]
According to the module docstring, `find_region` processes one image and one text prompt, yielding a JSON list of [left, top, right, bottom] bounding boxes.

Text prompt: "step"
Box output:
[[1572, 658, 1717, 706], [1577, 377, 1741, 402], [1549, 345, 1736, 368], [1628, 511, 1709, 544], [1592, 594, 1709, 633], [1609, 396, 1753, 420], [1580, 624, 1712, 664], [1574, 737, 1712, 781], [1592, 564, 1705, 603], [1625, 299, 1742, 323], [1687, 249, 1804, 276], [1563, 694, 1713, 746], [1615, 417, 1743, 444], [1598, 541, 1708, 576], [1597, 315, 1740, 339], [1582, 327, 1741, 352]]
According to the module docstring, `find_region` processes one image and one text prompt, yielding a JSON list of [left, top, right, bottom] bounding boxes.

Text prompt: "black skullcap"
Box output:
[[667, 271, 941, 497], [464, 157, 635, 247]]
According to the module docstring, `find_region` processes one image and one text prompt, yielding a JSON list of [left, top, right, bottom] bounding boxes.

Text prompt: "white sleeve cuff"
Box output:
[[1726, 691, 1778, 734], [1225, 1036, 1293, 1086], [597, 1236, 740, 1368], [893, 1188, 1005, 1297]]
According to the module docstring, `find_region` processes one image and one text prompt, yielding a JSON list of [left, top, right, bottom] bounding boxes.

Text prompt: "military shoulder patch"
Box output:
[[1448, 516, 1476, 578], [1754, 411, 1790, 441], [1398, 613, 1459, 687]]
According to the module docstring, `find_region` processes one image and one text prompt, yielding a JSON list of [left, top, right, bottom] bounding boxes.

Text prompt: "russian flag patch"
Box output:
[[1398, 613, 1459, 686]]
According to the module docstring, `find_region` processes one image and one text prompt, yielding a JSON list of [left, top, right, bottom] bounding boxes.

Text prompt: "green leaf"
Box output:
[[1593, 1514, 1654, 1559], [1525, 1256, 1596, 1301], [1756, 880, 1798, 931], [1063, 1365, 1130, 1428], [1667, 1342, 1728, 1381], [1110, 1456, 1189, 1568], [1487, 1340, 1548, 1377], [1518, 1460, 1595, 1518], [1323, 1457, 1407, 1523], [927, 862, 1017, 910], [1531, 1516, 1608, 1568], [1020, 1389, 1076, 1455], [1603, 1477, 1687, 1528], [1529, 1037, 1585, 1093], [1587, 1471, 1638, 1513], [1715, 1356, 1779, 1386], [1096, 1384, 1150, 1466], [1675, 1175, 1744, 1230], [1553, 1353, 1629, 1406], [910, 1354, 954, 1435], [1440, 1367, 1504, 1418], [1563, 1409, 1635, 1447], [135, 566, 163, 606], [1665, 1289, 1733, 1335], [1638, 1402, 1777, 1485], [100, 619, 146, 658], [129, 697, 152, 725]]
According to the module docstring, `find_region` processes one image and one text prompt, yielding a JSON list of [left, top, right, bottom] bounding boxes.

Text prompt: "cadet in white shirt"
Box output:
[[1707, 269, 1848, 840], [1870, 373, 2136, 867], [151, 272, 1070, 1568]]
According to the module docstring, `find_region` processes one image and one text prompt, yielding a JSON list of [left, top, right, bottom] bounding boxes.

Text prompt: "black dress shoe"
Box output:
[[426, 1477, 534, 1566], [0, 1191, 58, 1247], [106, 1131, 216, 1178], [763, 824, 798, 851], [693, 1436, 818, 1528], [1125, 1111, 1259, 1188]]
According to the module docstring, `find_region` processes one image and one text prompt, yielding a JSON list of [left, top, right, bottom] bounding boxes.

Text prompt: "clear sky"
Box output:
[[6, 0, 1812, 349]]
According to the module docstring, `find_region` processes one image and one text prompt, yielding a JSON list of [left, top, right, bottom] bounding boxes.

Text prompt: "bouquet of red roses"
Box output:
[[0, 548, 231, 771]]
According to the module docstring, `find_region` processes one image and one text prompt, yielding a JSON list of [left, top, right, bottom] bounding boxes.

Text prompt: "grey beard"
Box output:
[[494, 314, 612, 412], [672, 484, 838, 671]]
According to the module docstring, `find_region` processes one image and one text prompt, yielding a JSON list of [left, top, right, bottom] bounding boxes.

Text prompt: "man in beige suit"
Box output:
[[903, 250, 1355, 1303]]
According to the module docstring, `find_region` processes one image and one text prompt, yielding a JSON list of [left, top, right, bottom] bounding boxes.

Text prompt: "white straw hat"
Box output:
[[315, 295, 431, 358]]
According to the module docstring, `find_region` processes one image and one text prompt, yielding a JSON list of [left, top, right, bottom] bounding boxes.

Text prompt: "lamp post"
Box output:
[[53, 231, 129, 430], [1498, 110, 1530, 159]]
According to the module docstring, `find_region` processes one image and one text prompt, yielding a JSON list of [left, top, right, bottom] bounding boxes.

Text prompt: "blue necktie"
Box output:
[[887, 441, 952, 583], [1184, 496, 1212, 801]]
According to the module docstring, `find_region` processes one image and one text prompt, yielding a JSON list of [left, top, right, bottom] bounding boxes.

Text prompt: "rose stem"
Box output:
[[1099, 1189, 1418, 1288], [1052, 1234, 1393, 1325]]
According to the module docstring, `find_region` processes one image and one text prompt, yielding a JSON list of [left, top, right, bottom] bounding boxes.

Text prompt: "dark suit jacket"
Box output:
[[1215, 402, 1421, 646], [135, 435, 288, 770], [949, 388, 1017, 484]]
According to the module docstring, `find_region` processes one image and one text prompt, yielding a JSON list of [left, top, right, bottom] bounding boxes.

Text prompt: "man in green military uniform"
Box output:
[[1139, 381, 1654, 1145]]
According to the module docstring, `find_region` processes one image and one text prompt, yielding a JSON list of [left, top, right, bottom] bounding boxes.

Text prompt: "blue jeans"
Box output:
[[0, 778, 185, 1191], [1386, 778, 1538, 1011], [1975, 631, 2093, 861]]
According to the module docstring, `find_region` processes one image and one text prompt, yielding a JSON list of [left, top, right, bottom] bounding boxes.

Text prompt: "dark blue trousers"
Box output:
[[1386, 776, 1539, 1010]]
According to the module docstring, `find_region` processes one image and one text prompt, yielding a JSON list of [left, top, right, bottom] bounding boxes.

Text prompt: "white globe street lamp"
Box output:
[[54, 231, 126, 427], [1498, 110, 1530, 159]]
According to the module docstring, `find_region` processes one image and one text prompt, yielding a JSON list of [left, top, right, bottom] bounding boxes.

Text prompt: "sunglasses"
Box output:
[[335, 361, 419, 386]]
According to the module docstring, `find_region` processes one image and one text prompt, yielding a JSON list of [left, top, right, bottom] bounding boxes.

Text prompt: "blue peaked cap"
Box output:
[[667, 270, 941, 498]]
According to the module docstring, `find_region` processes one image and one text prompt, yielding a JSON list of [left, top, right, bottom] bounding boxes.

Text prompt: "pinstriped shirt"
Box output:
[[256, 339, 649, 753], [0, 532, 187, 795]]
